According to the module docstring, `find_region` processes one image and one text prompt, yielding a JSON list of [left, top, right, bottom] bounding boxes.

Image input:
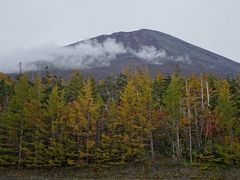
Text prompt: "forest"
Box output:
[[0, 67, 239, 169]]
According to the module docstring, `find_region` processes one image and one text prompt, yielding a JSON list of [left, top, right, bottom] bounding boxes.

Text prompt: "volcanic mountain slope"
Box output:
[[32, 29, 240, 78]]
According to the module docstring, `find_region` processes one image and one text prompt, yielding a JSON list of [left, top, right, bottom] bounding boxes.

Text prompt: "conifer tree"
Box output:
[[4, 74, 31, 168], [0, 74, 13, 166], [100, 98, 118, 164], [116, 80, 143, 163], [67, 79, 99, 166], [152, 71, 165, 108], [113, 70, 153, 163], [162, 74, 183, 159], [214, 80, 239, 164], [65, 70, 84, 102], [0, 70, 240, 167], [0, 73, 12, 111], [216, 80, 235, 144], [23, 75, 45, 167], [45, 85, 66, 166], [132, 69, 155, 161]]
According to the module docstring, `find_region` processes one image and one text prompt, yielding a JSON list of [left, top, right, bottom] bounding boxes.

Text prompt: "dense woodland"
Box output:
[[0, 67, 239, 169]]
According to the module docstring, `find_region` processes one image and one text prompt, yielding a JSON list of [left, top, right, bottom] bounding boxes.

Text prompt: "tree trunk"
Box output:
[[200, 75, 204, 110], [77, 132, 80, 166], [150, 132, 155, 162], [172, 141, 175, 159], [206, 81, 210, 107], [185, 80, 192, 164], [35, 126, 39, 168], [194, 106, 201, 148], [86, 111, 90, 165], [230, 128, 233, 145], [18, 118, 24, 169], [176, 123, 180, 159]]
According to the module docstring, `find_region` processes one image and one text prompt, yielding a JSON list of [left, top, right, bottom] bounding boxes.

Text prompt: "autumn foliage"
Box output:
[[0, 69, 239, 168]]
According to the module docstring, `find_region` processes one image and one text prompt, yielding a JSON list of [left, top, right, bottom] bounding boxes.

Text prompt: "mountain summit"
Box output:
[[31, 29, 240, 78]]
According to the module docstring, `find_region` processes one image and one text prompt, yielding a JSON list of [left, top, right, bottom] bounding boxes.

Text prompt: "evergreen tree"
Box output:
[[115, 79, 143, 163], [0, 73, 12, 111], [4, 74, 31, 168], [23, 75, 45, 167], [65, 70, 84, 102], [113, 70, 153, 163], [100, 98, 118, 164], [67, 79, 99, 166], [162, 74, 183, 159], [0, 70, 239, 168], [45, 85, 66, 166], [152, 71, 165, 108], [216, 80, 235, 143]]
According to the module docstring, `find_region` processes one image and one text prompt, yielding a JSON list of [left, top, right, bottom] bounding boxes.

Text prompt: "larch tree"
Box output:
[[65, 70, 84, 102], [183, 75, 203, 163], [132, 69, 155, 161], [215, 80, 238, 164], [152, 71, 165, 109], [99, 98, 118, 164], [113, 70, 153, 163], [5, 74, 31, 168], [45, 85, 66, 166], [67, 79, 99, 166], [0, 74, 13, 166], [162, 74, 183, 159], [216, 80, 235, 144], [115, 79, 143, 163], [23, 75, 45, 167]]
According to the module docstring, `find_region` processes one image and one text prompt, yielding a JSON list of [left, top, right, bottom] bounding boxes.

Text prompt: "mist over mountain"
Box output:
[[4, 29, 240, 78]]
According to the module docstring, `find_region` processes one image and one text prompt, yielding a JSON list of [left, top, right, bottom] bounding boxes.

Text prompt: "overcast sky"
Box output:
[[0, 0, 240, 63]]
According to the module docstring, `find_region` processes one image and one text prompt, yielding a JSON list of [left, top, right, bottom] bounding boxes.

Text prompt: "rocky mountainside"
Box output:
[[28, 29, 240, 78]]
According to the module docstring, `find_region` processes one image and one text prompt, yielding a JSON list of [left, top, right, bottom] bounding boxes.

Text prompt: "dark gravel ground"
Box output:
[[0, 164, 239, 180]]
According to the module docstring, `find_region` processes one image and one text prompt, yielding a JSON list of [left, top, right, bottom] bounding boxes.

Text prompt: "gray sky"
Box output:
[[0, 0, 240, 63]]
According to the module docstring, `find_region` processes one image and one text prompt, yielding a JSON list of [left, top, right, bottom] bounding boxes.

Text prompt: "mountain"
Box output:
[[29, 29, 240, 78]]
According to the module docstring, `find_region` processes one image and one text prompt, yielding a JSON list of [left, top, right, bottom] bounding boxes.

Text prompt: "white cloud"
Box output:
[[131, 46, 167, 61], [0, 38, 191, 73]]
